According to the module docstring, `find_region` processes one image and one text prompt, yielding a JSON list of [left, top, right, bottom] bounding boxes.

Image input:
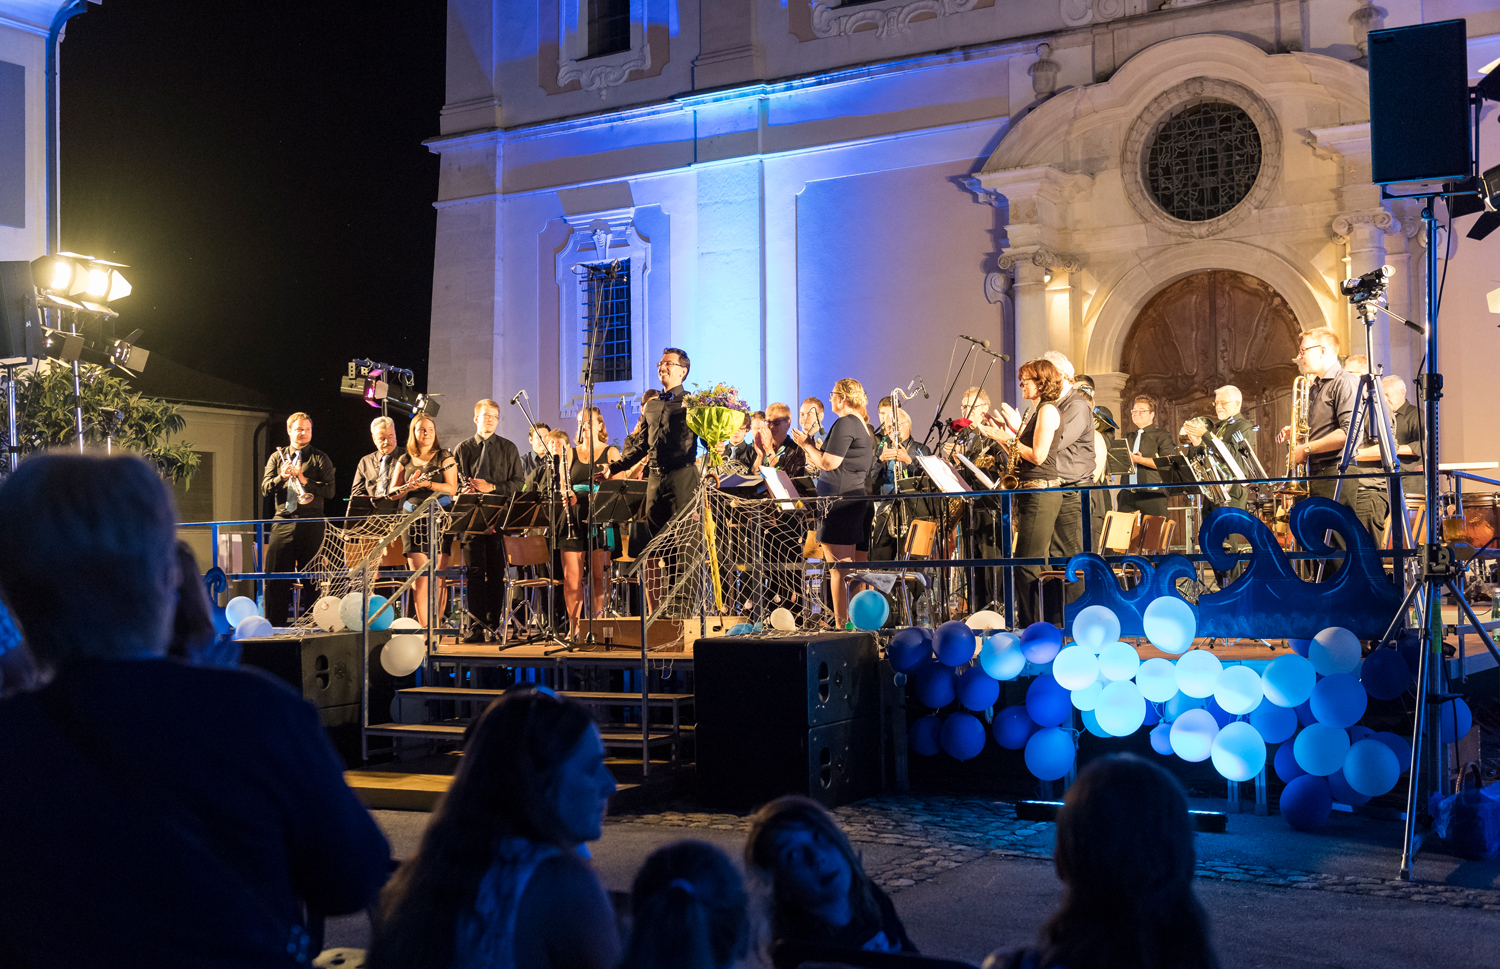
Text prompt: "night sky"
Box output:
[[59, 1, 448, 499]]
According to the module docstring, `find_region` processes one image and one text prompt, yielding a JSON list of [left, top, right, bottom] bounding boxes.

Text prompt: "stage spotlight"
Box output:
[[1487, 286, 1500, 315], [30, 253, 132, 307]]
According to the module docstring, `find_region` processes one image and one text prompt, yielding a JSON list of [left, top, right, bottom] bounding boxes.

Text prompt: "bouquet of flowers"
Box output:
[[683, 382, 749, 467]]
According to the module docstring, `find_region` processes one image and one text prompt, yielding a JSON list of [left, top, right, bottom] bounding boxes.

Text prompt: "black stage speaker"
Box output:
[[0, 261, 39, 363], [1368, 20, 1472, 185], [694, 632, 881, 809]]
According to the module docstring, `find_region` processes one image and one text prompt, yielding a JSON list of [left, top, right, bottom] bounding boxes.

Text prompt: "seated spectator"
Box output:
[[983, 754, 1219, 969], [619, 840, 751, 969], [0, 452, 391, 968], [745, 795, 915, 955], [371, 688, 620, 969]]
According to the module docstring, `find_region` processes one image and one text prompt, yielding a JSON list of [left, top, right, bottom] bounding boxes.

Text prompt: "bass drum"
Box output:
[[1462, 493, 1499, 549]]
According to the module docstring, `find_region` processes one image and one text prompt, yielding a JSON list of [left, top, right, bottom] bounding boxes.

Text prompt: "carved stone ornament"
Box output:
[[811, 0, 984, 39], [1350, 1, 1388, 56], [1029, 44, 1060, 99], [558, 44, 651, 98], [998, 248, 1085, 274], [1331, 210, 1400, 244], [1120, 77, 1283, 239], [984, 272, 1012, 304], [1061, 0, 1152, 28]]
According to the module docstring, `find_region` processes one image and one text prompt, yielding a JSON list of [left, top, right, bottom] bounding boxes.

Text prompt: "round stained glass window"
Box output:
[[1144, 100, 1262, 223]]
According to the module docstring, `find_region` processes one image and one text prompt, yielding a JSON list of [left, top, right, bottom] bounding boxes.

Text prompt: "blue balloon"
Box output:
[[1204, 695, 1237, 728], [1024, 726, 1075, 780], [1143, 596, 1196, 654], [1095, 681, 1147, 737], [1169, 708, 1219, 762], [980, 632, 1026, 680], [1020, 622, 1063, 665], [1149, 722, 1174, 755], [726, 622, 755, 636], [1326, 768, 1371, 807], [993, 705, 1037, 749], [1372, 731, 1412, 772], [850, 589, 891, 631], [1164, 691, 1205, 721], [1287, 638, 1311, 658], [909, 714, 943, 756], [956, 665, 1001, 712], [888, 627, 934, 673], [1360, 648, 1410, 701], [1274, 739, 1306, 783], [1344, 738, 1402, 797], [1263, 653, 1316, 708], [1211, 721, 1267, 782], [1309, 673, 1367, 729], [915, 665, 957, 709], [1347, 724, 1375, 744], [1280, 774, 1334, 831], [231, 615, 273, 641], [1025, 673, 1072, 727], [1070, 605, 1121, 652], [1249, 699, 1298, 744], [1294, 699, 1317, 727], [1293, 723, 1350, 776], [1080, 708, 1112, 738], [1436, 698, 1473, 744], [935, 620, 978, 667], [940, 713, 987, 760], [1142, 702, 1161, 727], [224, 595, 259, 629]]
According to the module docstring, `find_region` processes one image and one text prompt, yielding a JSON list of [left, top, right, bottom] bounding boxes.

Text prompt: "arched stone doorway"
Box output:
[[1120, 270, 1301, 477]]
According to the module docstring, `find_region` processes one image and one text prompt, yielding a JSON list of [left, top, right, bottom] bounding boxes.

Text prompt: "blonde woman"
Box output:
[[792, 378, 875, 627], [561, 407, 622, 638], [391, 414, 458, 628]]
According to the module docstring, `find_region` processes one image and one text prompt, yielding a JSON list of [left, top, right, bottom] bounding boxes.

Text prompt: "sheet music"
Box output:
[[761, 467, 799, 510], [915, 455, 971, 494], [954, 452, 997, 490]]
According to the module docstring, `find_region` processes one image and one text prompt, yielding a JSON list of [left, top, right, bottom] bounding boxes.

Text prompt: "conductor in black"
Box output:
[[259, 412, 337, 625], [453, 398, 525, 642], [602, 347, 700, 537]]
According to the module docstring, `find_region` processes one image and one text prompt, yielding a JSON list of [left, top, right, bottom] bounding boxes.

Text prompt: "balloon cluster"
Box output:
[[224, 595, 273, 640], [897, 603, 1448, 834]]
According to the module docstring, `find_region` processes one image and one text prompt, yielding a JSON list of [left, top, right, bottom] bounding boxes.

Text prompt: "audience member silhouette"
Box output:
[[618, 840, 751, 969], [745, 795, 915, 956], [0, 451, 391, 968], [371, 688, 620, 969], [983, 754, 1220, 969]]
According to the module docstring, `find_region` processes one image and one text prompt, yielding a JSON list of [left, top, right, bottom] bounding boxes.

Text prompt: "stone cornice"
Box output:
[[998, 246, 1085, 273], [966, 166, 1095, 208], [1332, 209, 1400, 244], [1309, 123, 1373, 162]]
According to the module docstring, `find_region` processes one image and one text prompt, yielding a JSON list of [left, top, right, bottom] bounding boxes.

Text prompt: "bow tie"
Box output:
[[659, 391, 675, 402]]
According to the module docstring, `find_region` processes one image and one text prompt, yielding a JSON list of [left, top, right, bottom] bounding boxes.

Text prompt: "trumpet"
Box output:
[[1283, 375, 1312, 496], [278, 447, 313, 505]]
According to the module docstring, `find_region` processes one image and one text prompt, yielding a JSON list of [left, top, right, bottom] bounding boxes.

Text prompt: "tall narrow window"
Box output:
[[580, 262, 631, 385], [586, 0, 631, 59]]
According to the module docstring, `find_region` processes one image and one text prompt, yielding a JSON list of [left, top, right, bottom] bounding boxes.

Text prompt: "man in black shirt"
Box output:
[[870, 400, 931, 563], [604, 347, 700, 537], [1118, 396, 1175, 518], [453, 398, 525, 642], [1184, 385, 1256, 512], [349, 415, 401, 500], [260, 412, 337, 625], [1351, 374, 1424, 542], [519, 423, 552, 480], [1280, 327, 1359, 506], [1047, 353, 1096, 614]]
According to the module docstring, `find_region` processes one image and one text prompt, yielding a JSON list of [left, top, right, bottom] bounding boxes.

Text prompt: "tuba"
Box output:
[[1283, 376, 1312, 496]]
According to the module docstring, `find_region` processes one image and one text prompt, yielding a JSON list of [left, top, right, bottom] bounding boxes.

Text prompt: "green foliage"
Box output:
[[0, 363, 200, 484]]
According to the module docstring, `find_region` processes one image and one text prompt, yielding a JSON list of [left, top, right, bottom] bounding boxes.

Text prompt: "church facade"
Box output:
[[427, 0, 1500, 466]]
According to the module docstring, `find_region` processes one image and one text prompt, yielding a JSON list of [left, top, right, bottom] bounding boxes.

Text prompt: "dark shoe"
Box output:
[[460, 629, 487, 644]]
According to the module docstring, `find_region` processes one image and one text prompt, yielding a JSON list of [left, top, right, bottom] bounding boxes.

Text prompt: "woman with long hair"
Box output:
[[984, 754, 1219, 969], [744, 795, 914, 956], [993, 359, 1065, 626], [791, 378, 876, 627], [618, 840, 751, 969], [370, 689, 620, 969], [391, 414, 458, 628], [560, 407, 622, 639]]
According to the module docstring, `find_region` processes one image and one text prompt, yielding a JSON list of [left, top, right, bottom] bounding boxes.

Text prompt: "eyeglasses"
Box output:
[[1294, 345, 1325, 358], [769, 417, 790, 425]]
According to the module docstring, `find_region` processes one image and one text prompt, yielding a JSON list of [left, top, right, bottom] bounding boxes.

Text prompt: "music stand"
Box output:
[[590, 479, 647, 525], [347, 495, 400, 517], [501, 492, 551, 531]]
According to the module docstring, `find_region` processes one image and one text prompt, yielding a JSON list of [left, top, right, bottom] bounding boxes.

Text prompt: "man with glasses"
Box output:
[[603, 348, 700, 540], [1279, 327, 1358, 506], [1118, 396, 1174, 519]]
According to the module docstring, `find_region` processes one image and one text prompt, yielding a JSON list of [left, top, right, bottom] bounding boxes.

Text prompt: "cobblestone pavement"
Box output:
[[608, 795, 1500, 912]]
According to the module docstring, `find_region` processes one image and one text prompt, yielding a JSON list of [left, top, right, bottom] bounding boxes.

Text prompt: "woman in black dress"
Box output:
[[994, 359, 1064, 627], [560, 407, 622, 639], [391, 414, 458, 628], [792, 378, 875, 628]]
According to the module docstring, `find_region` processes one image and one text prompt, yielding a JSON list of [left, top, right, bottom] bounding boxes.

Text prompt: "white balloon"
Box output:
[[1070, 605, 1121, 653], [966, 610, 1005, 632], [1214, 665, 1264, 716], [311, 595, 344, 631], [1095, 681, 1147, 737], [232, 615, 273, 640], [1136, 657, 1179, 703], [1142, 597, 1196, 654], [1211, 721, 1267, 782], [1097, 641, 1141, 681], [1169, 708, 1219, 762], [1052, 645, 1101, 691], [1310, 626, 1362, 676], [224, 596, 259, 630], [381, 634, 426, 676], [1174, 649, 1223, 699], [339, 592, 368, 631], [770, 608, 797, 632], [1071, 681, 1102, 711], [390, 616, 422, 631]]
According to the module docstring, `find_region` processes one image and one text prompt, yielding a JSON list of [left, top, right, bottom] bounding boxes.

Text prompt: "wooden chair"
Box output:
[[499, 534, 559, 644]]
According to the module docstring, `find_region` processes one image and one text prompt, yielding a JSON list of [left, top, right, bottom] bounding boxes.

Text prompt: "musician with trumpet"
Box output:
[[1182, 385, 1255, 512], [390, 413, 458, 629], [869, 396, 932, 564], [259, 412, 337, 626], [454, 398, 526, 642]]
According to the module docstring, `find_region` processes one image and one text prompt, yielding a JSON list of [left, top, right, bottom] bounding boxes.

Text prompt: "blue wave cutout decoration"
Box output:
[[1063, 498, 1403, 641]]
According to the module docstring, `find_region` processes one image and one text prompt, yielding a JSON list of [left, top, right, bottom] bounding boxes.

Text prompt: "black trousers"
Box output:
[[464, 532, 507, 628], [1117, 488, 1168, 518], [644, 465, 701, 538], [264, 517, 325, 626], [1015, 488, 1065, 627], [1050, 489, 1084, 614]]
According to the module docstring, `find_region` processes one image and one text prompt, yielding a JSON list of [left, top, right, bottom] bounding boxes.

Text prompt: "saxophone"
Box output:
[[1284, 375, 1312, 496]]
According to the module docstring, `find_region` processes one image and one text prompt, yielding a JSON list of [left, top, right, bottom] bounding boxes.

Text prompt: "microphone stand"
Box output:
[[575, 260, 618, 647], [924, 339, 982, 453]]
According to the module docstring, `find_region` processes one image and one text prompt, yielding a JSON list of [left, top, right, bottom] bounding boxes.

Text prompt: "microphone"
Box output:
[[959, 334, 990, 348], [509, 389, 525, 405], [916, 375, 929, 399]]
